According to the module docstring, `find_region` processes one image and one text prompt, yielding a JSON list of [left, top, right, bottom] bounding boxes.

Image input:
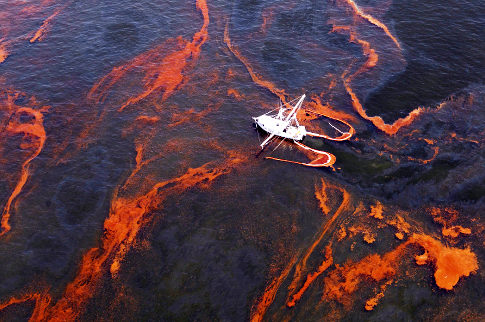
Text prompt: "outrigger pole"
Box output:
[[260, 133, 275, 149]]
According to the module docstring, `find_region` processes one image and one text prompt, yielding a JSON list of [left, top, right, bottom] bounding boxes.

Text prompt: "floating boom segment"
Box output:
[[304, 110, 355, 141], [266, 141, 336, 167]]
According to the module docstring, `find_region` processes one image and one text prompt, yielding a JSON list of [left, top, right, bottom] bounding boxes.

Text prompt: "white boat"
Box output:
[[253, 94, 307, 149], [252, 94, 354, 168]]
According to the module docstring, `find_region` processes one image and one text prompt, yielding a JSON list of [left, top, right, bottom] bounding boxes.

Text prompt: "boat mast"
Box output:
[[284, 94, 305, 122]]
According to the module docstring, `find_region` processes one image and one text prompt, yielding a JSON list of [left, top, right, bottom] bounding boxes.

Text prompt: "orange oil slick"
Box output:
[[304, 96, 358, 124], [227, 88, 244, 101], [332, 26, 378, 76], [287, 181, 350, 302], [337, 226, 347, 241], [364, 296, 379, 311], [369, 201, 383, 219], [412, 234, 478, 290], [134, 115, 160, 124], [121, 115, 161, 137], [423, 146, 439, 164], [29, 8, 63, 43], [442, 226, 471, 238], [314, 180, 331, 215], [343, 73, 428, 135], [250, 181, 351, 319], [429, 207, 471, 239], [332, 23, 427, 135], [299, 98, 356, 142], [260, 8, 275, 34], [414, 251, 429, 265], [0, 42, 8, 63], [250, 254, 299, 322], [407, 145, 439, 164], [119, 117, 162, 188], [87, 0, 209, 111], [41, 153, 246, 320], [363, 232, 376, 244], [430, 207, 459, 226], [224, 23, 288, 104], [386, 215, 410, 240], [0, 91, 50, 236], [364, 279, 393, 311], [346, 224, 376, 242], [322, 233, 478, 309], [168, 102, 222, 128], [341, 0, 401, 49], [450, 132, 480, 145], [323, 241, 409, 306], [287, 245, 333, 307], [0, 292, 51, 321]]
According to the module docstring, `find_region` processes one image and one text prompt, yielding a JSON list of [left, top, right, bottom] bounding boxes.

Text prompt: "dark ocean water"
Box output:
[[0, 0, 484, 320]]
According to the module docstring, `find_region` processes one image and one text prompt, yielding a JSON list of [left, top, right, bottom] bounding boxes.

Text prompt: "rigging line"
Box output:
[[327, 121, 344, 134], [271, 137, 286, 153], [282, 96, 301, 109], [256, 126, 262, 144], [263, 96, 299, 116], [263, 106, 282, 116]]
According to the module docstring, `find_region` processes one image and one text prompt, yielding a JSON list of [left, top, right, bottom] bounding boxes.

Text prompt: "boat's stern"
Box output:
[[290, 125, 306, 141]]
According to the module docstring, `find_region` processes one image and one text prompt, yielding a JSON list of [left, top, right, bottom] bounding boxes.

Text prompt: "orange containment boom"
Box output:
[[266, 141, 336, 167]]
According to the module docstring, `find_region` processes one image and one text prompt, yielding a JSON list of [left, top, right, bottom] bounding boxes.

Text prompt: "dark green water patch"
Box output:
[[410, 157, 461, 184], [104, 23, 139, 48], [451, 176, 485, 203], [374, 164, 421, 184], [302, 137, 393, 179]]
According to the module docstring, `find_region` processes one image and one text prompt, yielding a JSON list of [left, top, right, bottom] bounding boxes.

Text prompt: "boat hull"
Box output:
[[253, 115, 306, 141]]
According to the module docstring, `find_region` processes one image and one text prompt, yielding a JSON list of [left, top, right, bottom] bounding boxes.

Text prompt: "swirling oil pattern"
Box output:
[[0, 0, 483, 320]]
